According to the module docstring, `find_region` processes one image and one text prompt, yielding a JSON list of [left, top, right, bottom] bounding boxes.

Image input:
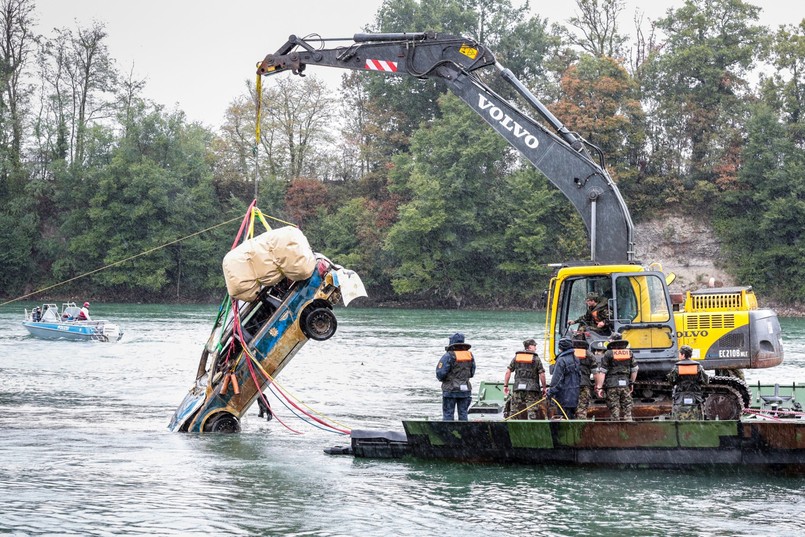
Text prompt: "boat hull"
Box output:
[[22, 321, 123, 342], [393, 419, 805, 471]]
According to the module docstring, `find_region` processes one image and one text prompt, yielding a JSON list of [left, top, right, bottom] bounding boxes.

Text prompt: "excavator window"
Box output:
[[613, 273, 674, 350]]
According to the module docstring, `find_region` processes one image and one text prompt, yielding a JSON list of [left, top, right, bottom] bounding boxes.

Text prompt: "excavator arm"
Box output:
[[258, 32, 635, 263]]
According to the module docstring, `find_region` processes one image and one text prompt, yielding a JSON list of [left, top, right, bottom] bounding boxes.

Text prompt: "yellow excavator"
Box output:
[[257, 31, 784, 419]]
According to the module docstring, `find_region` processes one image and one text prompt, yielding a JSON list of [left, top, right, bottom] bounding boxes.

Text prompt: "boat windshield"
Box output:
[[41, 305, 59, 322]]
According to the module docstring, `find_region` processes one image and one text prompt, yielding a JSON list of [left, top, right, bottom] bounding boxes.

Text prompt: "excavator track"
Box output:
[[703, 376, 752, 420], [625, 377, 750, 420]]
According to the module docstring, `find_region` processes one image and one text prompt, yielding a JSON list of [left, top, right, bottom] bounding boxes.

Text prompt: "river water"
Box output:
[[1, 303, 803, 536]]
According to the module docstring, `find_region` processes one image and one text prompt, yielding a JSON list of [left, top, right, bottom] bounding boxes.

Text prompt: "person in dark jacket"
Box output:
[[436, 333, 476, 421], [547, 338, 581, 419]]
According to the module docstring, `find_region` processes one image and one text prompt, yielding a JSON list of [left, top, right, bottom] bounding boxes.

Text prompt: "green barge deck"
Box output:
[[335, 382, 805, 472]]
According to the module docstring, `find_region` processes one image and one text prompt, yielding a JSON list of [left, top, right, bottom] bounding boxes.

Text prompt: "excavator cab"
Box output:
[[547, 265, 678, 378]]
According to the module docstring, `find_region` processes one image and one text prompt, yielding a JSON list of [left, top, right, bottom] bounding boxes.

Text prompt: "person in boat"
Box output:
[[436, 333, 476, 421], [667, 345, 709, 420], [503, 338, 546, 420], [547, 338, 581, 419], [575, 338, 604, 419], [568, 292, 611, 335], [77, 302, 91, 321], [596, 333, 638, 421], [31, 307, 42, 322]]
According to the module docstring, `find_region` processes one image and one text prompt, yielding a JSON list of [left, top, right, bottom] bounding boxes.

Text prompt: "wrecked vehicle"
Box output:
[[168, 203, 366, 433]]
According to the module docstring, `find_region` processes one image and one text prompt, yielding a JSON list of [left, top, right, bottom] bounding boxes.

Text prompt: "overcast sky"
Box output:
[[35, 0, 797, 129]]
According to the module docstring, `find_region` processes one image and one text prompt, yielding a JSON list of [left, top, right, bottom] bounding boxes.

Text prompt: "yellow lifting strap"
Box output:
[[247, 207, 273, 239]]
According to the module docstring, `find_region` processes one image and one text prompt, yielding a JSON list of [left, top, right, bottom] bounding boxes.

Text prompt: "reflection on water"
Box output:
[[0, 303, 803, 536]]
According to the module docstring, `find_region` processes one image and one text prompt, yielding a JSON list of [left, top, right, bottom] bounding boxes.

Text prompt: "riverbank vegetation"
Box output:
[[1, 0, 803, 307]]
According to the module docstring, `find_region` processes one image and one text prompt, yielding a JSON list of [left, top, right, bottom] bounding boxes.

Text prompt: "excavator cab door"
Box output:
[[609, 271, 678, 375], [553, 270, 678, 376]]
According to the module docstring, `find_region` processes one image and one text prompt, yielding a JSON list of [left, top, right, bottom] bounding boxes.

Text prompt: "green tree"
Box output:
[[762, 21, 805, 145], [567, 0, 628, 59], [59, 105, 228, 300], [0, 0, 36, 200], [498, 167, 587, 300], [384, 92, 512, 306], [643, 0, 766, 202], [715, 104, 805, 300]]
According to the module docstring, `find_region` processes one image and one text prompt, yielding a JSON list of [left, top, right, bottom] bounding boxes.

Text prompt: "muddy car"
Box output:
[[169, 225, 365, 433]]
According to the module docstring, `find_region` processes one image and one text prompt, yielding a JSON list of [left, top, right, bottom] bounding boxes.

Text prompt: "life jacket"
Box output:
[[513, 351, 541, 392], [575, 350, 598, 386], [672, 359, 705, 396], [602, 347, 635, 388], [441, 350, 474, 394]]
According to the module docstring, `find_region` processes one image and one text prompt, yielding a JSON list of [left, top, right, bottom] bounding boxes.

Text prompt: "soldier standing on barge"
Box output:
[[575, 339, 603, 419], [436, 333, 476, 421], [503, 338, 547, 419], [596, 334, 638, 421], [667, 345, 709, 420]]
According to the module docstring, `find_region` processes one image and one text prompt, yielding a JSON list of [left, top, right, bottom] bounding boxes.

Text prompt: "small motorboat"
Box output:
[[22, 302, 123, 342]]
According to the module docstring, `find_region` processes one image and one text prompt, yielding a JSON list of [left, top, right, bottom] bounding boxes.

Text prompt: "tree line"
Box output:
[[1, 0, 803, 307]]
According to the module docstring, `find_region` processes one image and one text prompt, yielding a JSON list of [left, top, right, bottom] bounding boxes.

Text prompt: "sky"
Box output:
[[35, 0, 797, 129]]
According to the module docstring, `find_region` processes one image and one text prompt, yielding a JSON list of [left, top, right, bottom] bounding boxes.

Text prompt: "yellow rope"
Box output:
[[0, 214, 243, 307], [504, 396, 546, 421], [504, 396, 570, 420], [258, 210, 297, 229]]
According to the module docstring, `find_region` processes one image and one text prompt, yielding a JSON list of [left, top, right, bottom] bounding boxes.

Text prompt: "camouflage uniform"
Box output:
[[668, 358, 709, 420], [574, 294, 612, 336], [598, 339, 638, 421], [575, 348, 600, 419], [507, 350, 545, 420], [569, 338, 601, 419]]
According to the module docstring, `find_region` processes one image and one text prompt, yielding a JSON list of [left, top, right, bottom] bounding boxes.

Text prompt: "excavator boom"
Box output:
[[258, 32, 635, 263]]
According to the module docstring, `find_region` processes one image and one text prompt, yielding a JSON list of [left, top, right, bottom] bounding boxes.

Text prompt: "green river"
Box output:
[[0, 303, 803, 536]]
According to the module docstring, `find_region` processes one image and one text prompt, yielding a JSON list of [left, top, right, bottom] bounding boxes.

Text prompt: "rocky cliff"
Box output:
[[634, 216, 799, 315], [633, 215, 733, 293]]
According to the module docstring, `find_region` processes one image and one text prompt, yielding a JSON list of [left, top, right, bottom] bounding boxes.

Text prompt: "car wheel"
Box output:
[[204, 412, 241, 433], [301, 307, 337, 341]]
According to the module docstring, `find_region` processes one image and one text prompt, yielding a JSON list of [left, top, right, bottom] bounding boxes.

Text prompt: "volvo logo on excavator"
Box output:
[[477, 95, 539, 149]]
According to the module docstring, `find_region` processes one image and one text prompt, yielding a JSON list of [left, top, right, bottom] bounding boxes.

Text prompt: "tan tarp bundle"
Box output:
[[222, 226, 317, 301]]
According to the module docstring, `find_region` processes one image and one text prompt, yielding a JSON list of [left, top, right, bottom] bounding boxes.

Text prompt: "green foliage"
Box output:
[[714, 104, 805, 300], [2, 0, 804, 310], [645, 0, 765, 194]]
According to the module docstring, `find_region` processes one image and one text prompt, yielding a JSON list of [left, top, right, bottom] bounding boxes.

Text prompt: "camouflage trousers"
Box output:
[[672, 391, 705, 420], [605, 387, 633, 421], [576, 386, 594, 419], [672, 404, 704, 420], [510, 390, 541, 420]]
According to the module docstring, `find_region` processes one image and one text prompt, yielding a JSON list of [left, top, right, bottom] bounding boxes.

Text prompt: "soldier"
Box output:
[[596, 333, 638, 421], [503, 338, 547, 419], [667, 345, 709, 420], [575, 339, 604, 419], [568, 292, 611, 335], [436, 333, 476, 421]]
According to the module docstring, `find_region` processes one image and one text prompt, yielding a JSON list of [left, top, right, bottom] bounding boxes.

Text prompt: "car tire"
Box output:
[[301, 307, 337, 341], [204, 412, 241, 433]]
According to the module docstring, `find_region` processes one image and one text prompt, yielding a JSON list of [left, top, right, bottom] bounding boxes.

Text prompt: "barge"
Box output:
[[330, 382, 805, 472]]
